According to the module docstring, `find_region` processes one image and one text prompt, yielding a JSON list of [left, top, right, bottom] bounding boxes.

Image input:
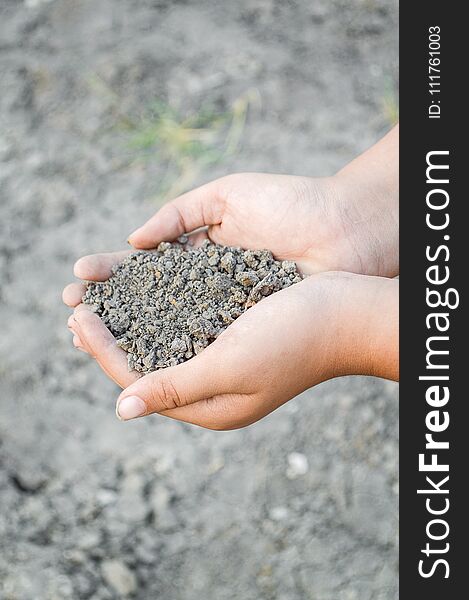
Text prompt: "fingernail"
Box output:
[[116, 395, 146, 421]]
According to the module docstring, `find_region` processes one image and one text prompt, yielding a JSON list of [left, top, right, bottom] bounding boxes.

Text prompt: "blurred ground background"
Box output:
[[0, 1, 399, 598]]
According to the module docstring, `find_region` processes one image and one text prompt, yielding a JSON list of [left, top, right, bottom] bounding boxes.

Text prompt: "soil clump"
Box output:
[[83, 240, 302, 373]]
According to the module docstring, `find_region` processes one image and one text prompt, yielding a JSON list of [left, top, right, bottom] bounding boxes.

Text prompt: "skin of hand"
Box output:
[[65, 269, 398, 430]]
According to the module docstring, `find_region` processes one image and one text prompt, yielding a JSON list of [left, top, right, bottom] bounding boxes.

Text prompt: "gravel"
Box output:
[[83, 240, 302, 373]]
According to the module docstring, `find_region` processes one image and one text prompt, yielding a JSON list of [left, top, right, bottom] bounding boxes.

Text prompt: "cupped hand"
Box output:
[[125, 172, 397, 278], [65, 271, 398, 430], [61, 173, 339, 310]]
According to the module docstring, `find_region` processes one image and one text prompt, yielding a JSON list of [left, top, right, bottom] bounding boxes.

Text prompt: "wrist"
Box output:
[[328, 169, 399, 278], [311, 272, 399, 381]]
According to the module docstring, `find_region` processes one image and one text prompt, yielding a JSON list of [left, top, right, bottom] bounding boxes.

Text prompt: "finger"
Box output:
[[68, 313, 77, 330], [73, 305, 140, 388], [72, 334, 87, 353], [63, 282, 87, 307], [74, 250, 132, 281], [115, 343, 231, 421], [128, 179, 226, 248], [68, 314, 84, 351]]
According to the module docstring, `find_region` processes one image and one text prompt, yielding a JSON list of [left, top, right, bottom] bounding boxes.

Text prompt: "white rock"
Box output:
[[286, 452, 309, 479], [25, 0, 54, 8], [102, 560, 137, 596], [77, 531, 101, 551], [96, 489, 117, 507], [269, 506, 290, 521], [151, 485, 170, 513], [206, 455, 225, 474]]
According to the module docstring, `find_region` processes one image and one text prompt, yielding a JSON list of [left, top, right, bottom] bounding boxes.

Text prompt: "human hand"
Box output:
[[125, 174, 396, 279], [125, 126, 399, 278], [63, 126, 399, 307], [60, 172, 344, 310], [65, 271, 398, 430]]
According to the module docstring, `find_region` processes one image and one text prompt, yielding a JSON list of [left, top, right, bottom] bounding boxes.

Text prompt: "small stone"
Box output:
[[63, 549, 86, 565], [96, 489, 117, 507], [10, 468, 48, 493], [242, 249, 259, 268], [220, 251, 236, 273], [77, 531, 101, 551], [286, 452, 309, 479], [150, 485, 171, 514], [235, 270, 259, 287], [281, 260, 297, 274], [207, 454, 225, 474], [269, 506, 290, 521], [170, 337, 186, 353], [101, 560, 137, 596]]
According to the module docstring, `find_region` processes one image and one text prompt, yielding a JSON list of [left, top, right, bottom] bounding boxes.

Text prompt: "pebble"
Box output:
[[150, 485, 170, 513], [77, 531, 101, 551], [286, 452, 309, 479], [11, 467, 48, 493], [101, 560, 137, 596], [269, 506, 290, 521]]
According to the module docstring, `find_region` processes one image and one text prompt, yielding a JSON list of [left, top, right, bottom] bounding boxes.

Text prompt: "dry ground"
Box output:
[[0, 1, 398, 598]]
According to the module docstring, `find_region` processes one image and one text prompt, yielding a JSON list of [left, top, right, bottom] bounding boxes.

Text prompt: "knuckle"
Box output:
[[149, 375, 184, 411], [164, 202, 187, 232], [173, 205, 188, 233]]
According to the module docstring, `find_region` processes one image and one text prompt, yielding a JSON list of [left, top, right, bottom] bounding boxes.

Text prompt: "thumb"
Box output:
[[115, 351, 224, 421], [128, 179, 226, 249]]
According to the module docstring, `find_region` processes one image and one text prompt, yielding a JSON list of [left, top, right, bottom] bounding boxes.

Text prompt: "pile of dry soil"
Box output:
[[82, 240, 302, 373]]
